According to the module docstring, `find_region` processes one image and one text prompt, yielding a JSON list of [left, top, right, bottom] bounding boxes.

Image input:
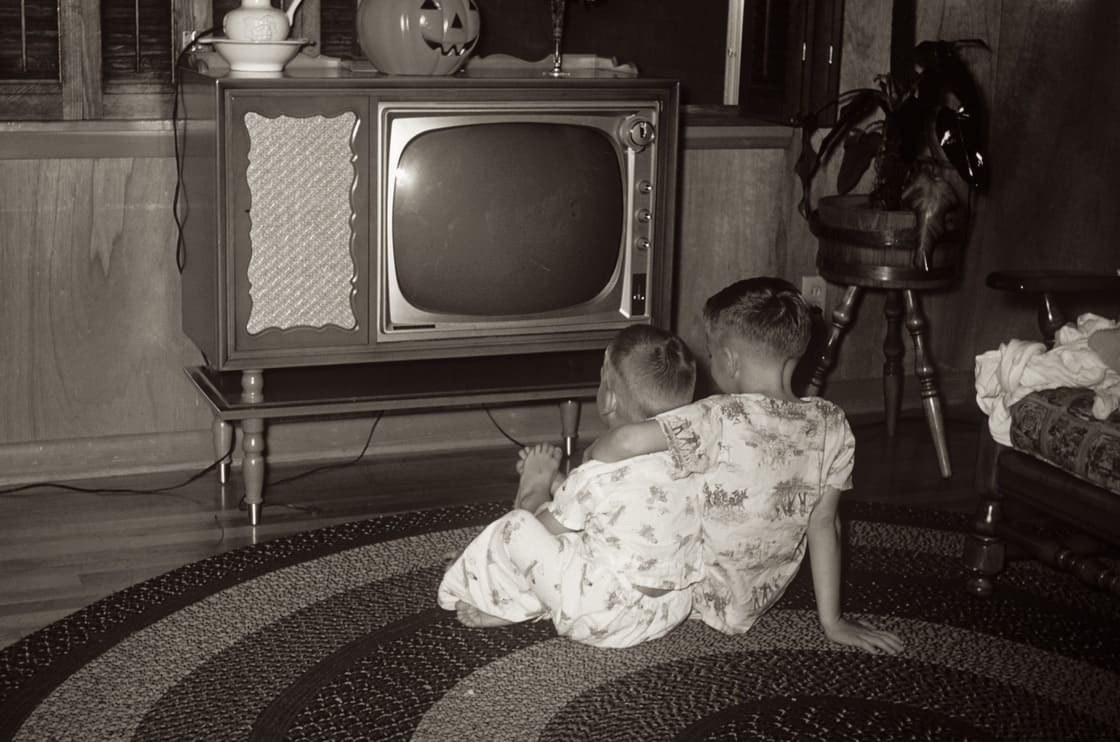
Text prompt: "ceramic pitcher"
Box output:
[[223, 0, 304, 42]]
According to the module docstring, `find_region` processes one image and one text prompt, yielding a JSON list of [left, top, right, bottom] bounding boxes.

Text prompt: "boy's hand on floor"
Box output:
[[822, 618, 905, 655]]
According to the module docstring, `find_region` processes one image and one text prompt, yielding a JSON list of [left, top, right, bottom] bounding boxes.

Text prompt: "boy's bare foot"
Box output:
[[514, 444, 562, 511], [455, 601, 514, 628]]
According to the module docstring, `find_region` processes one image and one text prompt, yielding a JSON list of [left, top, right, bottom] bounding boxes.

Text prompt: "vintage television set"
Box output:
[[179, 67, 680, 376], [177, 65, 679, 521]]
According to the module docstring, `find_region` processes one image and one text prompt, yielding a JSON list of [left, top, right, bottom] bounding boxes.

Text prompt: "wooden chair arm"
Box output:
[[987, 270, 1120, 344]]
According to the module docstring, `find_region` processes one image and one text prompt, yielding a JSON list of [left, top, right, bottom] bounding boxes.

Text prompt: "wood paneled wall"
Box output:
[[3, 1, 1117, 484], [914, 0, 1120, 367]]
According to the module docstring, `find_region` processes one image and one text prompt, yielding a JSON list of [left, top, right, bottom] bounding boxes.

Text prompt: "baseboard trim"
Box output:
[[0, 402, 607, 487], [0, 372, 974, 487]]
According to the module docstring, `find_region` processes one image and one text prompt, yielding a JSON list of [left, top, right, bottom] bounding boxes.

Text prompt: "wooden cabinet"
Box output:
[[176, 65, 680, 522]]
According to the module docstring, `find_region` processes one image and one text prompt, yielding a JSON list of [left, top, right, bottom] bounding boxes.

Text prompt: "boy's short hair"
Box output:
[[606, 324, 696, 420], [703, 277, 812, 361]]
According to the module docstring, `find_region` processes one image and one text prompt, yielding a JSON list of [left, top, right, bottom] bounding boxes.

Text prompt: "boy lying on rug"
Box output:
[[438, 323, 703, 648], [587, 278, 903, 655]]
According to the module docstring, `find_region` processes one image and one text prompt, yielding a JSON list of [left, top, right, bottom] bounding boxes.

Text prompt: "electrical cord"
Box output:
[[0, 434, 234, 498], [484, 407, 526, 448], [172, 26, 215, 273], [266, 413, 383, 488]]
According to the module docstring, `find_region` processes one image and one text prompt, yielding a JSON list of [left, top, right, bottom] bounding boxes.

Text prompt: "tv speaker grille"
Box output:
[[244, 112, 358, 335]]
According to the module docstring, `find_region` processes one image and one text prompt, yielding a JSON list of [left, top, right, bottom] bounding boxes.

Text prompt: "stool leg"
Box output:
[[882, 290, 905, 438], [903, 290, 952, 478], [807, 286, 862, 397]]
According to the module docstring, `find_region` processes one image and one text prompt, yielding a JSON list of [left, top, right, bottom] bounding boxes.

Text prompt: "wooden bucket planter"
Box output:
[[811, 195, 964, 290]]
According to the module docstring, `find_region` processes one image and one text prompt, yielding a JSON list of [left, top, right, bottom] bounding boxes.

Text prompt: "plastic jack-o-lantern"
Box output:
[[357, 0, 481, 76]]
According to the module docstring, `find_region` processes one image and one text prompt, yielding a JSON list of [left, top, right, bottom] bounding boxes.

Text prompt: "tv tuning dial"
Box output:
[[637, 180, 653, 195], [637, 208, 652, 223], [621, 115, 656, 151], [635, 237, 651, 251]]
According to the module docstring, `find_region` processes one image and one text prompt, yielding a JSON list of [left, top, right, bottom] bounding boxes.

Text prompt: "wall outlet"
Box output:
[[801, 275, 827, 308]]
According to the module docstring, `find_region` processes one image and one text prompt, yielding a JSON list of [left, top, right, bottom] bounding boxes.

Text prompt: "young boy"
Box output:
[[437, 324, 701, 648], [585, 278, 904, 655]]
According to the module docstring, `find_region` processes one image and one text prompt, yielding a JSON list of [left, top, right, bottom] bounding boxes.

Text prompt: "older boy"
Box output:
[[586, 278, 905, 655], [437, 324, 701, 648]]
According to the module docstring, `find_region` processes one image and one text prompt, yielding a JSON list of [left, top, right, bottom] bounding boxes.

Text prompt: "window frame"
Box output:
[[730, 0, 845, 124], [0, 0, 326, 121], [2, 0, 811, 123]]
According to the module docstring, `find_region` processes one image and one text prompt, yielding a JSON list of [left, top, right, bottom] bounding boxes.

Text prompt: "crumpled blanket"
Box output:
[[975, 313, 1120, 446]]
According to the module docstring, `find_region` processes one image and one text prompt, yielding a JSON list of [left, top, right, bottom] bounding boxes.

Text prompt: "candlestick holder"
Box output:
[[546, 0, 570, 77]]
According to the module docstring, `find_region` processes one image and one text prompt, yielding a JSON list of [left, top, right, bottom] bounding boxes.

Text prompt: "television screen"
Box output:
[[390, 122, 624, 317]]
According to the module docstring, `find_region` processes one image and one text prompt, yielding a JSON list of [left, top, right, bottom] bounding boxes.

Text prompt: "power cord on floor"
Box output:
[[0, 404, 538, 501], [484, 407, 526, 448], [0, 436, 235, 499], [266, 413, 384, 488]]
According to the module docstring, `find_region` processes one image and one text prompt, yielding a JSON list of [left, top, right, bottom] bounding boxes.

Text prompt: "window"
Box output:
[[736, 0, 845, 124], [0, 0, 343, 120], [0, 1, 838, 121]]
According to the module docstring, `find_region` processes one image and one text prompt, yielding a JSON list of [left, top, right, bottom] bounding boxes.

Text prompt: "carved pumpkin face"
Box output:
[[357, 0, 481, 76]]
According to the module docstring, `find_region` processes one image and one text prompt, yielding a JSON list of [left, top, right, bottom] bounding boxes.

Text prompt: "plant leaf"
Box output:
[[838, 130, 880, 194], [902, 168, 960, 270], [936, 108, 988, 191], [818, 89, 886, 166], [894, 97, 927, 162], [794, 113, 822, 220]]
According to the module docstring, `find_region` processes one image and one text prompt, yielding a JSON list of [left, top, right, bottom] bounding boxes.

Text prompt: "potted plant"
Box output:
[[794, 39, 990, 274]]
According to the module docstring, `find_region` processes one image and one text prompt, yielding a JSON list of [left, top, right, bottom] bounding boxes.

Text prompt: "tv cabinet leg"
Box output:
[[213, 419, 233, 485], [239, 370, 266, 525], [241, 417, 266, 525], [559, 399, 581, 462]]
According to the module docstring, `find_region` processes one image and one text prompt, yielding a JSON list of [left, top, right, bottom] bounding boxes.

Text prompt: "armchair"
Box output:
[[963, 271, 1120, 597]]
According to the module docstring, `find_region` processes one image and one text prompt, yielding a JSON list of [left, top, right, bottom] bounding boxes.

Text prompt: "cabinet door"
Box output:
[[224, 92, 371, 367]]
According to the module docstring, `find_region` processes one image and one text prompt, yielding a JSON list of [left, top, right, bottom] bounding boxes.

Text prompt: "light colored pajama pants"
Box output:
[[437, 509, 691, 648]]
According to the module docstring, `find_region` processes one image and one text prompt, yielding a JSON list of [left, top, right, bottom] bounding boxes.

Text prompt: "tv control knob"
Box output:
[[637, 180, 653, 195], [637, 208, 652, 223], [635, 236, 651, 251], [621, 115, 656, 151]]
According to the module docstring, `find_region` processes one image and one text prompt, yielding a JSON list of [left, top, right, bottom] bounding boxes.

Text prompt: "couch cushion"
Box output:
[[1009, 387, 1120, 495]]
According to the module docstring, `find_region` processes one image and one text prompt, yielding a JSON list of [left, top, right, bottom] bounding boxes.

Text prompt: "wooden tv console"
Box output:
[[176, 67, 678, 524]]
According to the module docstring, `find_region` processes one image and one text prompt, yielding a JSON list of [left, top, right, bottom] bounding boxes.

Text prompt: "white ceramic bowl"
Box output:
[[203, 38, 308, 72]]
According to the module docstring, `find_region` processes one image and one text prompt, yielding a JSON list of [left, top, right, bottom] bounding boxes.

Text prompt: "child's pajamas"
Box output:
[[437, 453, 701, 648], [655, 394, 856, 634]]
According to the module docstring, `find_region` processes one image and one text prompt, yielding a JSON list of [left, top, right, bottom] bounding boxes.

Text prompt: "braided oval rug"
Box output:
[[1, 500, 1117, 741]]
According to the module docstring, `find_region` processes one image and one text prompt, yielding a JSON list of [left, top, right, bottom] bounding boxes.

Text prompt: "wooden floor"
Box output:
[[0, 409, 984, 650]]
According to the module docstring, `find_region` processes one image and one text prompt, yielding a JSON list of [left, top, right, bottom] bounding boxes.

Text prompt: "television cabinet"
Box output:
[[176, 64, 680, 523]]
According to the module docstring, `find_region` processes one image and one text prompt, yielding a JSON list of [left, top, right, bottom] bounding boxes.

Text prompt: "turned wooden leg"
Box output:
[[559, 399, 581, 463], [240, 369, 264, 404], [882, 290, 904, 438], [963, 498, 1006, 597], [241, 417, 266, 526], [240, 370, 265, 525], [903, 291, 951, 478], [213, 418, 233, 485], [806, 285, 862, 397]]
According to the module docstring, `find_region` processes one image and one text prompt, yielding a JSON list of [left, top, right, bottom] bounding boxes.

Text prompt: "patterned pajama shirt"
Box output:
[[655, 394, 856, 635]]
